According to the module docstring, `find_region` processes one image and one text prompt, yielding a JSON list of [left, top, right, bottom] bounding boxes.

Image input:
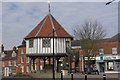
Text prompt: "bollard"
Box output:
[[61, 71, 63, 80], [103, 74, 106, 80], [71, 73, 73, 80], [85, 73, 87, 80]]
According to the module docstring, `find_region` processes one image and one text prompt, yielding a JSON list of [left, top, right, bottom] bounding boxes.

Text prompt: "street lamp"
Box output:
[[106, 0, 115, 5]]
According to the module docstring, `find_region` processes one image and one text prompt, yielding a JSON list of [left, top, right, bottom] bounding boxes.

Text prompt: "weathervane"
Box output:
[[48, 1, 51, 13]]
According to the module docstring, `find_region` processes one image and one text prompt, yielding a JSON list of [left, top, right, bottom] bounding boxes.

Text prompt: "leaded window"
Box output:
[[42, 39, 50, 47]]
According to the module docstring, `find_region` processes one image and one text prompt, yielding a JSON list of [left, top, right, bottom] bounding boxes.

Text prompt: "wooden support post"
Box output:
[[43, 57, 46, 69], [49, 57, 51, 64], [29, 57, 31, 72], [57, 58, 59, 72], [33, 57, 35, 71]]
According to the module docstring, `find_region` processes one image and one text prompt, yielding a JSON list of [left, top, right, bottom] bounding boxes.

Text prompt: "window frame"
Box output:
[[21, 57, 24, 63], [14, 61, 17, 66], [42, 39, 51, 48], [21, 49, 24, 54], [99, 48, 104, 55], [9, 60, 12, 66], [26, 57, 29, 63], [29, 39, 34, 48], [112, 47, 117, 54]]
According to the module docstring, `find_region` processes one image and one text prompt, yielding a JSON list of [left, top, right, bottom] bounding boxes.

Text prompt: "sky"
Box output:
[[0, 0, 119, 50]]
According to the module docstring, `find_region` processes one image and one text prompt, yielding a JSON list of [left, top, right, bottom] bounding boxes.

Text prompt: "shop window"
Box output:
[[42, 39, 50, 47], [108, 62, 114, 70], [99, 48, 104, 55], [9, 61, 13, 66], [112, 47, 117, 54], [29, 39, 34, 48]]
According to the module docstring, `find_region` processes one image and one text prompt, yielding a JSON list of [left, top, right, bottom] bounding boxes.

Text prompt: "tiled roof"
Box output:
[[25, 14, 73, 39], [2, 50, 18, 61]]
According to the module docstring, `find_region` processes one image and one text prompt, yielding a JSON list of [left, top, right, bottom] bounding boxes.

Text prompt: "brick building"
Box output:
[[71, 33, 120, 73], [1, 45, 18, 76]]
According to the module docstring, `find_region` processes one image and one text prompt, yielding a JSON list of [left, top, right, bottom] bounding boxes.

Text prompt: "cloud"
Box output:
[[2, 2, 118, 50]]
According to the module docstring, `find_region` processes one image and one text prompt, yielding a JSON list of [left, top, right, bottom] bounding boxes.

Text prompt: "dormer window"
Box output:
[[12, 52, 16, 57], [42, 39, 50, 47], [29, 39, 34, 48]]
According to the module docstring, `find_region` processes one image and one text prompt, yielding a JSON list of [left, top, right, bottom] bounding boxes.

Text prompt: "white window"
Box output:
[[112, 47, 117, 54], [3, 62, 5, 67], [42, 39, 50, 47], [26, 57, 29, 63], [21, 49, 24, 54], [99, 48, 104, 55], [12, 68, 16, 74], [14, 61, 17, 66], [21, 65, 24, 73], [21, 57, 24, 63], [26, 66, 29, 73], [9, 61, 12, 66], [29, 39, 34, 48], [88, 50, 92, 55], [12, 52, 16, 57]]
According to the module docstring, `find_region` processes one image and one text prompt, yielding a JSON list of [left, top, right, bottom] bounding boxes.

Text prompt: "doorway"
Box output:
[[5, 67, 9, 76], [99, 62, 105, 72]]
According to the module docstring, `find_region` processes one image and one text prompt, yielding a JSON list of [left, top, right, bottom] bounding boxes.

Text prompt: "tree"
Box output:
[[73, 20, 106, 73]]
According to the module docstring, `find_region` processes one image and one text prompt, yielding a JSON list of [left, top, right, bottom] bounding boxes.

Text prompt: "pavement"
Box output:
[[1, 71, 120, 80]]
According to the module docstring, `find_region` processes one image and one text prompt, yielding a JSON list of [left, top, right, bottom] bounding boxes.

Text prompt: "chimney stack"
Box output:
[[13, 46, 16, 51], [1, 44, 4, 52]]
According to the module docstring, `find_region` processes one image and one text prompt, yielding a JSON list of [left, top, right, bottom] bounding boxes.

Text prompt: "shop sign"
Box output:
[[104, 56, 119, 60]]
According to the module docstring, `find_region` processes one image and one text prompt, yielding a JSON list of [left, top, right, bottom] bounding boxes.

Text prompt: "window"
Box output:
[[42, 39, 50, 47], [26, 57, 29, 63], [26, 66, 29, 73], [21, 49, 24, 54], [88, 50, 92, 55], [9, 61, 12, 66], [21, 57, 24, 63], [21, 65, 24, 73], [3, 62, 5, 67], [12, 68, 16, 74], [29, 39, 34, 48], [99, 48, 104, 55], [12, 52, 16, 57], [112, 47, 117, 54], [14, 61, 17, 66], [108, 62, 114, 70]]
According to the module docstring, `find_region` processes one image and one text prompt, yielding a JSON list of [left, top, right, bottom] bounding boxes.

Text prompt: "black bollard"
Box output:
[[61, 71, 63, 80], [103, 74, 106, 80], [71, 73, 73, 80], [85, 73, 87, 80]]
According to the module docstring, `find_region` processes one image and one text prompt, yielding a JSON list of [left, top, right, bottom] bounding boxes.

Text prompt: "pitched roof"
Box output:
[[25, 14, 73, 39], [2, 50, 18, 61], [71, 33, 120, 46]]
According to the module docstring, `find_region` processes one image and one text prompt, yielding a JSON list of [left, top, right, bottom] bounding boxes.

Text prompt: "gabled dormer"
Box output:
[[12, 51, 16, 57], [1, 52, 6, 58]]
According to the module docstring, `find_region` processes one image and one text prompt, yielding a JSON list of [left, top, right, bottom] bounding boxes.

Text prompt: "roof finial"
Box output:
[[48, 1, 50, 14]]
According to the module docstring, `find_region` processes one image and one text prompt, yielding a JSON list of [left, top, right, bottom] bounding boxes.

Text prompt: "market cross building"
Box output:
[[24, 4, 73, 73]]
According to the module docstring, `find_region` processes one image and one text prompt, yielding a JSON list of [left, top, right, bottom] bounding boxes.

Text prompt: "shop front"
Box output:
[[96, 55, 120, 73]]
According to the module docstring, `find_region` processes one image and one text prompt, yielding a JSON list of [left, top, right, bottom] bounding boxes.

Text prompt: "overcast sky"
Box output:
[[0, 1, 119, 50]]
